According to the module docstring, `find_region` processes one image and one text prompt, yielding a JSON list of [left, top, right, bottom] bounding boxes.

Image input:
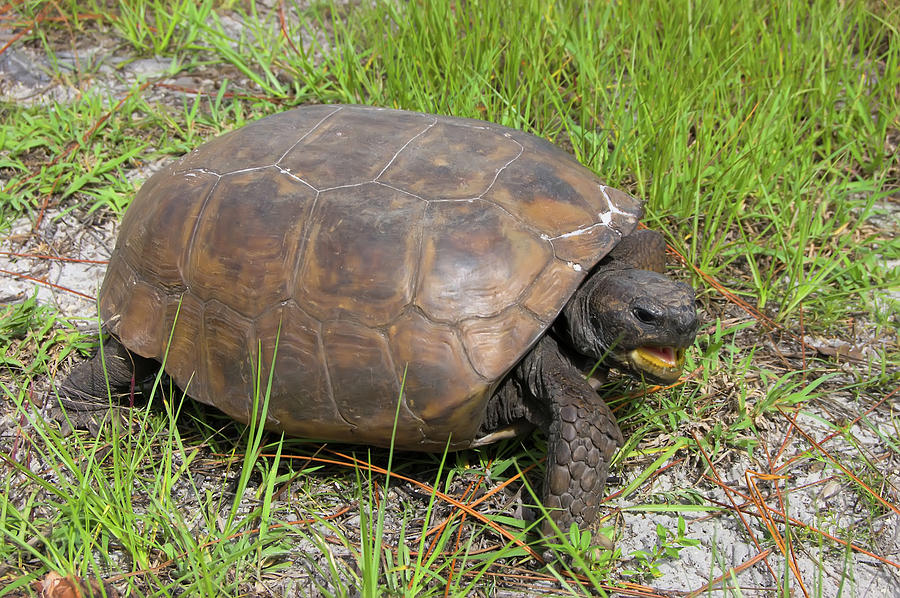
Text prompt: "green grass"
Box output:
[[1, 0, 898, 595]]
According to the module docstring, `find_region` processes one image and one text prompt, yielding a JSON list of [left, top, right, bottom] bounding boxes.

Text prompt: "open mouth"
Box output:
[[628, 346, 685, 382]]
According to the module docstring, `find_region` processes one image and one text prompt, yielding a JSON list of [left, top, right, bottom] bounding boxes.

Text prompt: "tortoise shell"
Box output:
[[99, 105, 642, 450]]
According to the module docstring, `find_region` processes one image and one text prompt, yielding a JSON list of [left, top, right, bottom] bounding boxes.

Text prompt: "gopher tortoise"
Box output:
[[62, 104, 698, 543]]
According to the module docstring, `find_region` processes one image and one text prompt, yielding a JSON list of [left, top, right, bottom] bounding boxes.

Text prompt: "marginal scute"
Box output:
[[187, 168, 314, 316], [161, 292, 205, 401], [380, 121, 522, 199], [600, 186, 643, 228], [253, 302, 349, 439], [297, 183, 425, 325], [416, 200, 552, 321], [114, 280, 166, 359], [175, 106, 339, 174], [520, 258, 587, 322], [388, 309, 488, 448], [550, 222, 622, 263], [322, 320, 406, 441], [202, 300, 256, 423], [99, 256, 137, 334], [458, 307, 545, 380], [116, 169, 216, 291], [280, 107, 433, 188]]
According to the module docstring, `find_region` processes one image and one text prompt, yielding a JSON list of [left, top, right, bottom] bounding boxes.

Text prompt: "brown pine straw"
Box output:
[[774, 385, 899, 472], [691, 412, 900, 570], [277, 0, 303, 60], [690, 430, 781, 583], [776, 403, 900, 518], [746, 470, 811, 598], [698, 486, 900, 570], [439, 470, 484, 597], [0, 2, 48, 56], [695, 431, 899, 593], [686, 548, 774, 597], [0, 267, 95, 301], [0, 254, 109, 302], [318, 447, 542, 559], [209, 448, 688, 596]]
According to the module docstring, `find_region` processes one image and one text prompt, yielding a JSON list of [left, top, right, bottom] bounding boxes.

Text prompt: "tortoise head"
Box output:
[[561, 268, 698, 384]]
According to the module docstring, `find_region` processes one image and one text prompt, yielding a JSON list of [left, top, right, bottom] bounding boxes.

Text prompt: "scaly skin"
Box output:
[[511, 335, 623, 539], [58, 335, 156, 407]]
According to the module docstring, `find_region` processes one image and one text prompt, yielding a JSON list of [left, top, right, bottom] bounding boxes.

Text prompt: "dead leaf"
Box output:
[[807, 336, 875, 363], [32, 571, 119, 598]]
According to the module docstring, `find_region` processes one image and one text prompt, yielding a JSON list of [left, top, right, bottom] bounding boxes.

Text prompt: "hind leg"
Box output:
[[60, 335, 139, 400], [54, 334, 158, 433]]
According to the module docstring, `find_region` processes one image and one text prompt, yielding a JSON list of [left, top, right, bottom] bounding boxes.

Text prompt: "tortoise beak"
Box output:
[[628, 346, 685, 383]]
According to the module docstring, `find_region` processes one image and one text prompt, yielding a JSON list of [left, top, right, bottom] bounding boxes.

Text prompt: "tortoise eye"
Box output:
[[633, 306, 657, 324]]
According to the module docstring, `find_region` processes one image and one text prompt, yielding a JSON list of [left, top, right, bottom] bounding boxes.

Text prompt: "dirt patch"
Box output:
[[1, 210, 116, 320]]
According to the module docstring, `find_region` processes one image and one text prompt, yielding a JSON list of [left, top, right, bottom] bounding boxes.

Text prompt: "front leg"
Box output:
[[515, 335, 624, 540]]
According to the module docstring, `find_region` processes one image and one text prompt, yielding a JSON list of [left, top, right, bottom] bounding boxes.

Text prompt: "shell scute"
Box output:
[[415, 200, 552, 322], [388, 309, 487, 448], [175, 106, 339, 175], [98, 255, 137, 334], [201, 300, 256, 421], [114, 169, 216, 292], [550, 221, 623, 263], [520, 258, 587, 322], [380, 120, 522, 199], [160, 292, 205, 400], [484, 156, 601, 238], [297, 183, 425, 325], [187, 168, 314, 316], [252, 302, 351, 438], [279, 107, 434, 189], [114, 279, 167, 359], [321, 320, 408, 442], [458, 306, 545, 380]]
